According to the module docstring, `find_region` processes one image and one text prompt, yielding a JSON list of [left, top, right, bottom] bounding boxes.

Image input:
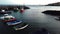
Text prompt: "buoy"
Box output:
[[20, 8, 24, 13]]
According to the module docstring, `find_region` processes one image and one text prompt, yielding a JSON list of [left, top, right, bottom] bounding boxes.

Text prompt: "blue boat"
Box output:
[[6, 20, 22, 26], [6, 20, 28, 30]]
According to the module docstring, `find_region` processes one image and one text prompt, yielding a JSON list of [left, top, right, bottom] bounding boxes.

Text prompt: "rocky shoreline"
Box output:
[[42, 10, 60, 16], [0, 5, 30, 11]]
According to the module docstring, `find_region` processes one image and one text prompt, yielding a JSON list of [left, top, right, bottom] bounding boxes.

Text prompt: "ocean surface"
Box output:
[[0, 5, 60, 34]]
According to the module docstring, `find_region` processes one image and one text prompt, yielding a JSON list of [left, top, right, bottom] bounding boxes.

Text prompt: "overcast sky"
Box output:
[[0, 0, 60, 5]]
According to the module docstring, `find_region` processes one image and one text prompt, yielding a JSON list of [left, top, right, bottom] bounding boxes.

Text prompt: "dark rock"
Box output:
[[42, 10, 60, 16], [46, 2, 60, 6], [21, 6, 30, 10], [24, 6, 30, 9]]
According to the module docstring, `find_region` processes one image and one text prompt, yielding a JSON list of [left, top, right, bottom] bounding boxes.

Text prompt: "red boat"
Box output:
[[2, 18, 16, 22], [0, 14, 16, 22], [20, 8, 24, 13]]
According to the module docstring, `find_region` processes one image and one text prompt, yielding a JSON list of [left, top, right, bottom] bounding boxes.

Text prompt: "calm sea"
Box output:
[[0, 5, 60, 34]]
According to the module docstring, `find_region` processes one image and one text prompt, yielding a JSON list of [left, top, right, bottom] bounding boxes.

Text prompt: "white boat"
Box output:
[[14, 24, 28, 30], [0, 14, 29, 30], [0, 14, 16, 22]]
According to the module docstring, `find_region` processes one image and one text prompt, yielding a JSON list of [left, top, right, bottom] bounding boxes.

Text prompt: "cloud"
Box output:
[[0, 0, 60, 5]]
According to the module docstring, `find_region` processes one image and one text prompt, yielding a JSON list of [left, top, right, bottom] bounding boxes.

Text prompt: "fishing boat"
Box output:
[[20, 8, 24, 13], [6, 20, 22, 26], [0, 14, 29, 30], [0, 14, 16, 22], [6, 20, 28, 30], [13, 23, 28, 30]]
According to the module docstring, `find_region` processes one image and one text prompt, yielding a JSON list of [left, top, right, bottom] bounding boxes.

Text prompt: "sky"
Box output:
[[0, 0, 60, 5]]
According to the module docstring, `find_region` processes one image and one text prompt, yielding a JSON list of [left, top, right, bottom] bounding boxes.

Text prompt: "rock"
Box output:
[[22, 6, 30, 9], [42, 10, 60, 16]]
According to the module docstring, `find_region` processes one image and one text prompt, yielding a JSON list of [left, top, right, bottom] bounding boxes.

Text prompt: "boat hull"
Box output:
[[6, 20, 28, 30]]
